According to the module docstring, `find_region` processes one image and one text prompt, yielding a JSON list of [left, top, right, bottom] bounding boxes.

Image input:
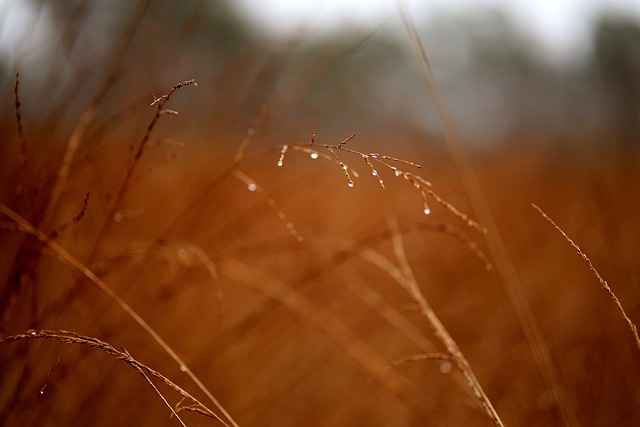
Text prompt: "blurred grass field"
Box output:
[[1, 1, 639, 426]]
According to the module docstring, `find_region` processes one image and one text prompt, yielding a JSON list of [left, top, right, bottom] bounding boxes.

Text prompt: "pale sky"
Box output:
[[234, 0, 640, 63], [2, 0, 640, 64]]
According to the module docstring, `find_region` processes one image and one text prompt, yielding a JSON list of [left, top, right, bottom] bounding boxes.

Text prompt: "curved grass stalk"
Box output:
[[396, 2, 577, 425], [0, 202, 238, 427]]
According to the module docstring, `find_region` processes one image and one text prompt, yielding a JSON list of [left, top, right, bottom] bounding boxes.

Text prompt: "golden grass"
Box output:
[[1, 3, 639, 427], [532, 204, 640, 353]]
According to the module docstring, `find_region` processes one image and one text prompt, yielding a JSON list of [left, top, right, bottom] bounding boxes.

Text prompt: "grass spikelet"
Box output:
[[532, 204, 640, 353], [0, 202, 239, 427], [286, 133, 484, 227], [88, 78, 197, 256], [0, 330, 224, 427], [327, 146, 355, 187]]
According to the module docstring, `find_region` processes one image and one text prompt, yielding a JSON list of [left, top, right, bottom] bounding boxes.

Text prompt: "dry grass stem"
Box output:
[[532, 204, 640, 353], [386, 216, 505, 427], [307, 231, 494, 418], [283, 133, 483, 230], [121, 348, 188, 427], [156, 241, 227, 326], [234, 104, 267, 163], [40, 0, 151, 232], [4, 3, 635, 424], [0, 330, 218, 427], [0, 203, 239, 427], [397, 3, 578, 425], [233, 170, 304, 243], [48, 193, 90, 239], [392, 353, 452, 366], [220, 257, 420, 404], [80, 78, 198, 284], [14, 69, 33, 207]]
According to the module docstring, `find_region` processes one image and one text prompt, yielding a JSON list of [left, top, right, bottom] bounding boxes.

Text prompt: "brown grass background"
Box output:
[[1, 1, 639, 426]]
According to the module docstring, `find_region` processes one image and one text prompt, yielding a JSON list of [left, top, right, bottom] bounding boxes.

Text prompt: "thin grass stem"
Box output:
[[532, 204, 640, 353]]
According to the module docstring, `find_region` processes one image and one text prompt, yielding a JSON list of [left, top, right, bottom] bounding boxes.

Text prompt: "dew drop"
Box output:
[[310, 152, 319, 160], [347, 181, 354, 188], [423, 207, 431, 215], [371, 170, 377, 176], [277, 145, 288, 167], [247, 182, 257, 192], [30, 331, 37, 336], [394, 170, 402, 177], [180, 365, 187, 373]]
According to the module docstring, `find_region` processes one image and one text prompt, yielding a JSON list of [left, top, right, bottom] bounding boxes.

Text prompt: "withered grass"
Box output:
[[1, 3, 639, 427]]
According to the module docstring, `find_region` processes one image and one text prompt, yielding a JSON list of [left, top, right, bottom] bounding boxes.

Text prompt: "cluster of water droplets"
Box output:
[[277, 145, 288, 167]]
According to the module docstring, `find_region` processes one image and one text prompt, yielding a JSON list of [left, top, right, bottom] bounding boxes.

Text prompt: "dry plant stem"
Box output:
[[40, 0, 151, 232], [397, 3, 578, 426], [325, 266, 481, 402], [100, 79, 197, 235], [285, 137, 485, 232], [121, 348, 188, 427], [48, 80, 197, 336], [219, 257, 422, 406], [392, 353, 451, 366], [0, 331, 217, 426], [14, 70, 34, 207], [233, 170, 303, 242], [532, 204, 640, 353], [157, 241, 227, 326], [234, 104, 268, 163], [48, 193, 90, 239], [386, 216, 504, 427], [0, 203, 238, 427]]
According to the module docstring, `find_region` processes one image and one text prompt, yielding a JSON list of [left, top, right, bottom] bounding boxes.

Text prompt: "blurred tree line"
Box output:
[[1, 0, 638, 147]]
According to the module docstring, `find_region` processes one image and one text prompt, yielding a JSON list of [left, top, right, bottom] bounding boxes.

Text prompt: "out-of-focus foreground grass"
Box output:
[[0, 2, 638, 426]]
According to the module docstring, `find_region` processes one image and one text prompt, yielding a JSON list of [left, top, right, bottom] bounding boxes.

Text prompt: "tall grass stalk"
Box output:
[[0, 202, 238, 427], [532, 204, 640, 353], [397, 2, 578, 425]]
